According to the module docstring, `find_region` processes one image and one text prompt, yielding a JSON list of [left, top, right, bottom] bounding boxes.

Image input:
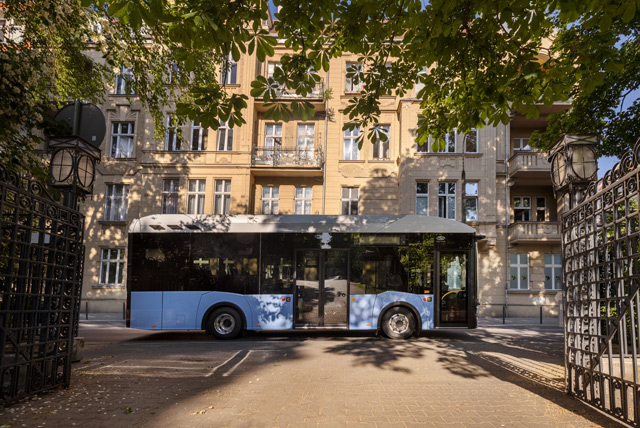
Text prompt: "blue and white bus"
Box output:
[[126, 215, 478, 339]]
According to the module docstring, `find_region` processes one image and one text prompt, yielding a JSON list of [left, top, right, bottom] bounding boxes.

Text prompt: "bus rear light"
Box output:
[[256, 324, 261, 327], [366, 324, 370, 326], [286, 297, 291, 302], [423, 297, 427, 301], [151, 325, 156, 327], [427, 297, 432, 302], [282, 297, 286, 301]]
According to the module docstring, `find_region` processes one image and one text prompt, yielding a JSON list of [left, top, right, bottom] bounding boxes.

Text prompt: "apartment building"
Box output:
[[80, 42, 564, 318]]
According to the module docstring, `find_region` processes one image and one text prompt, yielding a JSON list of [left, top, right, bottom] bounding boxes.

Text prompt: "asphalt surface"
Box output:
[[0, 316, 625, 428]]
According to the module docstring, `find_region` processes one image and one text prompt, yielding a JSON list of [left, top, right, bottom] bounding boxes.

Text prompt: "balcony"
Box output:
[[253, 77, 325, 112], [508, 221, 561, 245], [251, 144, 324, 177], [508, 151, 552, 183]]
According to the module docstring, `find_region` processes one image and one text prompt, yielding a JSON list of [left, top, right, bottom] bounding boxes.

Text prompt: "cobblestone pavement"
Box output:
[[0, 318, 625, 428]]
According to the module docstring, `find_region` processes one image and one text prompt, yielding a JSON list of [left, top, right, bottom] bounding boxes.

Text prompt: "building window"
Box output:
[[220, 54, 237, 85], [343, 127, 360, 160], [416, 140, 429, 153], [345, 63, 363, 93], [465, 182, 479, 221], [99, 248, 125, 286], [115, 64, 134, 95], [265, 123, 282, 148], [510, 254, 529, 290], [294, 187, 312, 214], [187, 179, 206, 214], [465, 128, 477, 153], [216, 120, 233, 151], [297, 123, 315, 161], [262, 186, 279, 215], [414, 66, 428, 97], [162, 179, 179, 214], [438, 182, 456, 219], [513, 137, 531, 151], [214, 179, 231, 215], [110, 122, 134, 158], [536, 197, 546, 222], [544, 254, 562, 291], [191, 120, 208, 151], [104, 184, 129, 221], [341, 187, 359, 215], [514, 196, 531, 221], [165, 115, 182, 151], [438, 131, 456, 153], [416, 182, 429, 215], [372, 125, 390, 160]]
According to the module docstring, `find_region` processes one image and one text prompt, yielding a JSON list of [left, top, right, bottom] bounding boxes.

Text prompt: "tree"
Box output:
[[1, 0, 638, 178]]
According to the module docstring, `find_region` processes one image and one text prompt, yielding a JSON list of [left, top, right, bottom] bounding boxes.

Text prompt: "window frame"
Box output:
[[297, 123, 315, 160], [438, 182, 456, 219], [345, 63, 363, 93], [99, 248, 125, 287], [343, 126, 361, 160], [465, 182, 479, 221], [214, 179, 231, 215], [513, 137, 531, 151], [190, 120, 208, 151], [110, 122, 135, 158], [216, 120, 233, 151], [416, 181, 429, 215], [187, 179, 206, 215], [536, 197, 546, 222], [341, 187, 359, 215], [371, 125, 390, 160], [165, 115, 182, 151], [465, 128, 478, 153], [162, 178, 179, 214], [220, 53, 237, 85], [262, 186, 279, 215], [104, 184, 129, 222], [514, 196, 532, 222], [115, 64, 134, 95], [544, 254, 562, 291], [510, 254, 530, 290], [294, 187, 313, 214]]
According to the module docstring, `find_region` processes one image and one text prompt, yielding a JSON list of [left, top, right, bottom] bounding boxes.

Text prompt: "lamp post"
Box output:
[[547, 134, 599, 210], [47, 101, 103, 209]]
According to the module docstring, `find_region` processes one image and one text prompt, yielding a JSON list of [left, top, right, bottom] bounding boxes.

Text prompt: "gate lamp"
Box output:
[[547, 134, 599, 208], [47, 101, 104, 208]]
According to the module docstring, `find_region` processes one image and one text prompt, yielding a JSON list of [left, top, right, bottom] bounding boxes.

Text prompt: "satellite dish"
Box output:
[[53, 103, 106, 147]]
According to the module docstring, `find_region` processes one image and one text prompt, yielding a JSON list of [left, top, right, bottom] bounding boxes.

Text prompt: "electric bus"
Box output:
[[126, 214, 478, 339]]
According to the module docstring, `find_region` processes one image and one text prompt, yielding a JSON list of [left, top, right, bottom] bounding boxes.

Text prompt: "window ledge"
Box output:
[[105, 157, 136, 161], [370, 159, 393, 163], [339, 159, 365, 163], [92, 284, 125, 289]]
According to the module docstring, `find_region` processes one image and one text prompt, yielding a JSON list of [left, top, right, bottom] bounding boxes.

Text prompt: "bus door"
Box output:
[[295, 250, 348, 327], [437, 251, 469, 326]]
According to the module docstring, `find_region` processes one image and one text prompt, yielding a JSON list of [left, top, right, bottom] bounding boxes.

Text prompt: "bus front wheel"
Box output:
[[381, 307, 416, 340], [207, 307, 242, 340]]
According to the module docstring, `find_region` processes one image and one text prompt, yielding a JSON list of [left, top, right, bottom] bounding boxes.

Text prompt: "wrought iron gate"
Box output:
[[0, 165, 84, 404], [564, 140, 640, 425]]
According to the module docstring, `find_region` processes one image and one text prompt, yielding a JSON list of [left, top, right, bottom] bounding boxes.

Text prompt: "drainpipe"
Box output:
[[505, 122, 511, 316], [322, 70, 329, 215]]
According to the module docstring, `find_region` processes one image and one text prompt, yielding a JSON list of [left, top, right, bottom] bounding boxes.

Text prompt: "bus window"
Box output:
[[350, 246, 408, 294], [260, 234, 294, 294]]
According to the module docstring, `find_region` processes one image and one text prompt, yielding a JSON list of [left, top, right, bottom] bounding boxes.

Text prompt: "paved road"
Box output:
[[0, 320, 624, 428]]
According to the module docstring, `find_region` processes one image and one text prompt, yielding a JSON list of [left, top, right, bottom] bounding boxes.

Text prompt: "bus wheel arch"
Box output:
[[379, 303, 421, 340], [202, 303, 246, 340]]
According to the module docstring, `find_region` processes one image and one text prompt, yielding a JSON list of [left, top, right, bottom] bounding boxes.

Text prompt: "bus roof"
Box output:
[[128, 214, 477, 235]]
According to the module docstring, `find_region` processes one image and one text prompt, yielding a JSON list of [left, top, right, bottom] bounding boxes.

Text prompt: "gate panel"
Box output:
[[564, 142, 640, 426], [0, 165, 84, 404]]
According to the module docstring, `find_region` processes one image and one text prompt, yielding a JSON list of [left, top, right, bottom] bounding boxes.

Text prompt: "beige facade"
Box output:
[[81, 43, 565, 318]]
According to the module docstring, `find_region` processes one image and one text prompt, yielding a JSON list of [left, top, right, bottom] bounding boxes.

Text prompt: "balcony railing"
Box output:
[[508, 151, 551, 177], [508, 221, 561, 244], [251, 145, 323, 168], [257, 78, 325, 99]]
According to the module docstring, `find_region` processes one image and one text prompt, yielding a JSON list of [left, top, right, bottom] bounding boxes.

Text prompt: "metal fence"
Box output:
[[0, 165, 84, 404], [564, 140, 640, 425]]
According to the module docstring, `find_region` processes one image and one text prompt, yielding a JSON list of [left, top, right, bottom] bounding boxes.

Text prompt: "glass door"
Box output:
[[295, 250, 348, 327], [438, 252, 468, 324]]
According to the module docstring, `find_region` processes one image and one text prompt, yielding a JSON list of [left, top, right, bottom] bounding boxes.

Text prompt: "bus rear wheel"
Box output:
[[381, 307, 416, 340], [207, 307, 242, 340]]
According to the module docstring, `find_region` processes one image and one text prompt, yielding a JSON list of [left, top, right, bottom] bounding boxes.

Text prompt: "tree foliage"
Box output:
[[1, 0, 639, 178]]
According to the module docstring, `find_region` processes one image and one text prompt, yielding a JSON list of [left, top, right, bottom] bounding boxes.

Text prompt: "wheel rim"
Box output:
[[214, 314, 236, 335], [389, 313, 409, 334]]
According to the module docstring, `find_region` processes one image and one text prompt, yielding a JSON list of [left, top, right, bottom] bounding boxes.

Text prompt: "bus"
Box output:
[[126, 214, 479, 339]]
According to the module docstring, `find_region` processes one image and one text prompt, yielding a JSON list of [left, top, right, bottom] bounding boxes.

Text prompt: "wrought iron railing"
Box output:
[[256, 78, 325, 99], [251, 145, 323, 168], [563, 140, 640, 425], [0, 165, 84, 404]]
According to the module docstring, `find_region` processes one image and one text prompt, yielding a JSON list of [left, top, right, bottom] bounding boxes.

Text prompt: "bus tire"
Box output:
[[381, 306, 415, 340], [207, 307, 243, 340]]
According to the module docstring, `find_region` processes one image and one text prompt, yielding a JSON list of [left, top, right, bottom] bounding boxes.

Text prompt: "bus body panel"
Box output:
[[422, 296, 435, 330], [162, 292, 203, 330], [130, 291, 163, 329], [349, 295, 376, 330], [372, 292, 432, 330], [196, 292, 253, 329], [244, 294, 294, 330]]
